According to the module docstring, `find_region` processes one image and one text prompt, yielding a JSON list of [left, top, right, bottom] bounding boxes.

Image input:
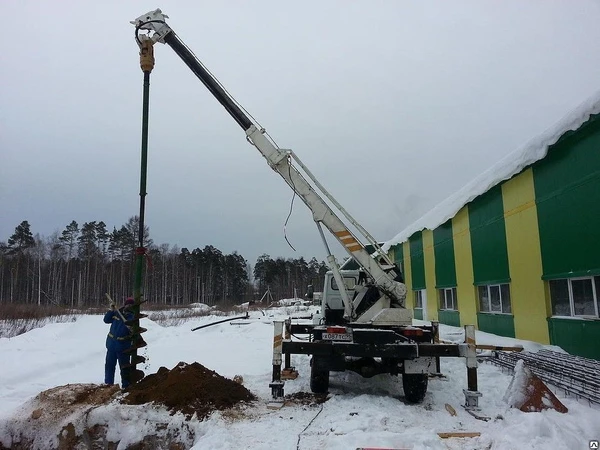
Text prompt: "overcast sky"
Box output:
[[2, 0, 600, 266]]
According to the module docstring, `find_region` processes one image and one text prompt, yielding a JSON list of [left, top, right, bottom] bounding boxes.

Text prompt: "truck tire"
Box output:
[[402, 373, 428, 403], [310, 359, 329, 394]]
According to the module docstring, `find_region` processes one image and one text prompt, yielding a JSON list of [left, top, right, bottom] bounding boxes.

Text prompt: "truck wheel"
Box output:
[[402, 373, 428, 403], [310, 359, 329, 394]]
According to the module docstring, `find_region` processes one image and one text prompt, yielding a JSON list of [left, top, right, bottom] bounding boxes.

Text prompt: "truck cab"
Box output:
[[313, 270, 359, 325]]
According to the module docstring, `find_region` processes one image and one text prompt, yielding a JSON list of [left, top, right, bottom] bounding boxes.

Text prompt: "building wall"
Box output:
[[468, 184, 515, 338], [452, 207, 478, 327], [402, 241, 414, 309], [533, 114, 600, 359], [502, 169, 549, 344], [409, 232, 425, 319], [423, 230, 438, 322], [388, 113, 600, 360]]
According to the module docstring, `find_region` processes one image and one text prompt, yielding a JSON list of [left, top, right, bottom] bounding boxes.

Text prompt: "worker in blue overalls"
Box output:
[[104, 297, 135, 389]]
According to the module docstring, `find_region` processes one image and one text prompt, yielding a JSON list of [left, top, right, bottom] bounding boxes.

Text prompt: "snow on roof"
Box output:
[[383, 90, 600, 252]]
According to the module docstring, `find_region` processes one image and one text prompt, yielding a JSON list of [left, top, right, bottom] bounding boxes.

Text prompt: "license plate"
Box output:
[[322, 332, 352, 341]]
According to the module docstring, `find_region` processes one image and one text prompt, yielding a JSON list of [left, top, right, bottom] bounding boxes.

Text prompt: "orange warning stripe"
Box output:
[[346, 244, 362, 252], [273, 334, 283, 349], [334, 230, 362, 253]]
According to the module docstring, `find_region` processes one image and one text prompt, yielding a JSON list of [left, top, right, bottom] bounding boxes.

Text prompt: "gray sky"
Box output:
[[2, 0, 600, 266]]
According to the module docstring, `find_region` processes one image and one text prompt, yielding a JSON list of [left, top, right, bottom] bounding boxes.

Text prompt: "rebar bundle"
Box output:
[[488, 349, 600, 406]]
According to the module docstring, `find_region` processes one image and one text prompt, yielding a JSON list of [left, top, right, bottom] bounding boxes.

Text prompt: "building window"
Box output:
[[439, 287, 457, 310], [549, 276, 600, 318], [478, 284, 511, 314], [414, 290, 423, 309]]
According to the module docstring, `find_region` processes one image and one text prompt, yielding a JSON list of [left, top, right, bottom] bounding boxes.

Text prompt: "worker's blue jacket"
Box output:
[[104, 309, 134, 351]]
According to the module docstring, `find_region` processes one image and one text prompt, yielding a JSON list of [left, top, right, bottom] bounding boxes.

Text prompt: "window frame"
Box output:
[[331, 276, 357, 291], [438, 287, 457, 311], [549, 276, 599, 318], [414, 290, 423, 309], [478, 283, 511, 314]]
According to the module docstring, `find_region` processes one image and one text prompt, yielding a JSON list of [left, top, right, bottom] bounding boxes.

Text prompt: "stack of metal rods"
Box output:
[[487, 349, 600, 405]]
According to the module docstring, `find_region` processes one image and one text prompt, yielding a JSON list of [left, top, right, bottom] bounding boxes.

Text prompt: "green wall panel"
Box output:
[[433, 220, 457, 288], [477, 313, 515, 338], [547, 318, 600, 360], [393, 243, 404, 274], [533, 114, 600, 279], [409, 232, 426, 290], [438, 309, 460, 327], [469, 185, 510, 285]]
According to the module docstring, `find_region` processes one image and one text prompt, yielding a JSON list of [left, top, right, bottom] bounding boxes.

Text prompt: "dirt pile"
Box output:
[[0, 363, 256, 449], [122, 361, 256, 419]]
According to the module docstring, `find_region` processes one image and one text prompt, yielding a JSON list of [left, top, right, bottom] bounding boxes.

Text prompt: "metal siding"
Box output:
[[433, 220, 457, 288], [502, 169, 550, 344], [548, 318, 600, 360], [423, 230, 438, 321], [469, 185, 511, 284], [477, 313, 515, 338], [452, 208, 478, 327], [393, 244, 404, 270], [403, 241, 414, 309], [438, 310, 461, 327], [533, 114, 600, 279], [409, 232, 426, 290]]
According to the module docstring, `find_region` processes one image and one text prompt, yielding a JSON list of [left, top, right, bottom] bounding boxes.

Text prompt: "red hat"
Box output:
[[125, 297, 135, 305]]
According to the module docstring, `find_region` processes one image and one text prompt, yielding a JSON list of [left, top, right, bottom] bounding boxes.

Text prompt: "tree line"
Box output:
[[0, 219, 330, 308]]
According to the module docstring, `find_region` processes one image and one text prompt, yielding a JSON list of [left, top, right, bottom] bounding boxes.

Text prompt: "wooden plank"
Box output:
[[437, 432, 481, 439]]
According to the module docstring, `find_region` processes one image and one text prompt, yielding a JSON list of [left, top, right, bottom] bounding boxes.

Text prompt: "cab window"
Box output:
[[331, 277, 357, 291]]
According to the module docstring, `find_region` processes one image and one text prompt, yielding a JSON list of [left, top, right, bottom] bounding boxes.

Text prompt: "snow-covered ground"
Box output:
[[1, 304, 599, 449]]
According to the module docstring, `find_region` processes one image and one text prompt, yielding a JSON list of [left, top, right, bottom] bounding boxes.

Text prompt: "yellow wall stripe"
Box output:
[[502, 168, 549, 344], [452, 207, 478, 327], [423, 230, 438, 321]]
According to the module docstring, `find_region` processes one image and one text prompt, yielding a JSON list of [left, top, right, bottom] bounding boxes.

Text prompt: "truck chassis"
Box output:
[[270, 320, 482, 407]]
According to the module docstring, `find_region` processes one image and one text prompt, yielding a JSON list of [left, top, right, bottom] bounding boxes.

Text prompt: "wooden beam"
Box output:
[[437, 432, 481, 439]]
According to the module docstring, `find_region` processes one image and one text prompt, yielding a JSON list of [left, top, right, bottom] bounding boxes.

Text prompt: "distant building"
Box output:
[[385, 94, 600, 360]]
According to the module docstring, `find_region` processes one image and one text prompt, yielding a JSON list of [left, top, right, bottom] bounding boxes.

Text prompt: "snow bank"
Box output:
[[383, 90, 600, 251], [503, 360, 529, 408], [1, 309, 599, 449], [188, 303, 214, 312]]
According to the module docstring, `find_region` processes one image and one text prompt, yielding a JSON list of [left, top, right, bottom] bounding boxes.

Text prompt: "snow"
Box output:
[[383, 90, 600, 251], [187, 303, 214, 312], [1, 307, 599, 449], [503, 360, 529, 408]]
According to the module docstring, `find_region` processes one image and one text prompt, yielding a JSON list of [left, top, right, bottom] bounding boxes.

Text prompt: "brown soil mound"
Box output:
[[122, 361, 256, 420]]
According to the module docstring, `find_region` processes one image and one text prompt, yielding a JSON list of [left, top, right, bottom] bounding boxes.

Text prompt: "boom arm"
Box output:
[[131, 10, 407, 314]]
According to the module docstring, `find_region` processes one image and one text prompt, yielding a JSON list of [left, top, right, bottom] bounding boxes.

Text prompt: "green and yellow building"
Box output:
[[386, 103, 600, 360]]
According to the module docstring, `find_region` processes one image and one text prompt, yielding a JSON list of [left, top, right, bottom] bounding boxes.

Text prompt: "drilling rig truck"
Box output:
[[131, 9, 482, 409]]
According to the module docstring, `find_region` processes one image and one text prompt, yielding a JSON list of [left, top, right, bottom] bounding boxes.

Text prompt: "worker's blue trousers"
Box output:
[[105, 339, 131, 388]]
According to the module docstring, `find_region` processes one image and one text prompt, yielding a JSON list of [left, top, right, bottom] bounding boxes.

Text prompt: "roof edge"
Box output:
[[383, 90, 600, 252]]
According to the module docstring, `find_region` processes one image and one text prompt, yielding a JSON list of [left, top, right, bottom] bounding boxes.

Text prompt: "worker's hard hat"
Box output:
[[125, 297, 135, 305]]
